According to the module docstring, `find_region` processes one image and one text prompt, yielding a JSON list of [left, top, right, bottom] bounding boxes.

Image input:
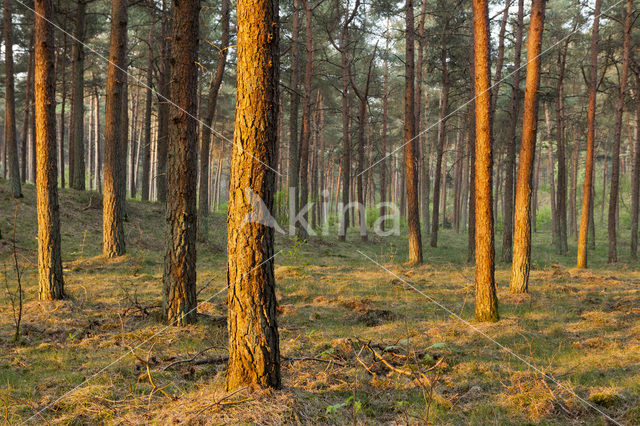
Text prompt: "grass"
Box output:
[[0, 178, 639, 424]]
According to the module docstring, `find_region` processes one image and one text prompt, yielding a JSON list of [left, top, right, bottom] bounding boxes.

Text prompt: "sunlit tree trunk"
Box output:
[[404, 0, 423, 264], [227, 0, 281, 390], [472, 0, 498, 322], [509, 0, 546, 294], [198, 0, 229, 237], [3, 0, 22, 198], [35, 0, 64, 300], [607, 0, 631, 263], [501, 0, 523, 262], [577, 0, 601, 269], [103, 0, 128, 258], [162, 0, 200, 326]]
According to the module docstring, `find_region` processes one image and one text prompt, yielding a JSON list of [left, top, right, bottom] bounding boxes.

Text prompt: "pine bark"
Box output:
[[103, 0, 128, 258], [3, 0, 22, 198], [472, 0, 498, 322], [35, 0, 65, 300], [162, 0, 200, 326], [198, 0, 229, 236], [631, 73, 640, 259], [227, 0, 281, 391], [577, 0, 601, 269], [501, 0, 524, 262], [405, 0, 423, 264], [607, 0, 631, 263], [555, 40, 570, 254], [509, 0, 546, 294]]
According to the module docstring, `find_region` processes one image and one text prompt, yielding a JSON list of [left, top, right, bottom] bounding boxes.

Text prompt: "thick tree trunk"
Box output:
[[3, 0, 22, 198], [501, 0, 524, 262], [577, 0, 601, 269], [607, 0, 631, 263], [162, 0, 200, 326], [472, 0, 498, 321], [509, 0, 545, 294], [198, 0, 229, 236], [405, 0, 423, 264], [227, 0, 281, 390], [70, 0, 86, 190], [35, 0, 65, 300], [103, 0, 128, 258]]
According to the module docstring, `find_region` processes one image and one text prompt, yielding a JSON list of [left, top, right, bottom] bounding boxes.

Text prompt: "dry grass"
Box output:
[[1, 179, 640, 424]]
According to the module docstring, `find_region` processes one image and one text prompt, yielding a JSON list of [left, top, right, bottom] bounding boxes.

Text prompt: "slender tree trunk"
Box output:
[[490, 0, 510, 118], [630, 74, 640, 259], [510, 0, 545, 293], [3, 0, 22, 198], [472, 0, 498, 321], [380, 20, 390, 232], [198, 0, 229, 236], [298, 0, 314, 239], [544, 102, 557, 244], [156, 0, 171, 203], [227, 0, 280, 390], [94, 90, 102, 192], [103, 0, 128, 258], [141, 8, 154, 201], [501, 0, 524, 262], [607, 0, 631, 263], [70, 0, 86, 190], [35, 0, 64, 300], [288, 0, 301, 217], [431, 43, 449, 247], [577, 0, 601, 269], [555, 36, 570, 254], [21, 35, 33, 183], [59, 34, 68, 188], [570, 129, 579, 236]]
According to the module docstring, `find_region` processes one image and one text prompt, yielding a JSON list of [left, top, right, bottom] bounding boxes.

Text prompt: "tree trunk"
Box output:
[[607, 0, 631, 263], [577, 0, 601, 269], [3, 0, 22, 198], [490, 0, 511, 118], [141, 7, 155, 201], [94, 90, 102, 192], [155, 0, 171, 203], [509, 0, 545, 294], [501, 0, 524, 262], [472, 0, 498, 321], [227, 0, 281, 390], [70, 0, 87, 190], [103, 0, 128, 258], [35, 0, 64, 300], [21, 35, 33, 183], [544, 102, 557, 244], [162, 0, 200, 326], [404, 0, 423, 264], [198, 0, 229, 236], [630, 73, 640, 259], [59, 34, 68, 188], [288, 0, 301, 217], [431, 44, 449, 248], [555, 34, 570, 254], [380, 20, 390, 232]]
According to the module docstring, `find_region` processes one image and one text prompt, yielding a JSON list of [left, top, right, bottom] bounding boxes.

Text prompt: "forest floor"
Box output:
[[1, 180, 640, 425]]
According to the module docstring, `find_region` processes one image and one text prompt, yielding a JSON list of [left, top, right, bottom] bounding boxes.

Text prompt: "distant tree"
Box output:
[[162, 0, 200, 325], [155, 0, 171, 203], [577, 0, 601, 269], [607, 0, 631, 263], [472, 0, 498, 322], [35, 0, 65, 300], [510, 0, 546, 293], [288, 0, 301, 219], [3, 0, 23, 198], [198, 0, 230, 237], [226, 0, 281, 390], [70, 0, 87, 190], [140, 4, 155, 202], [405, 0, 422, 264], [103, 0, 128, 258]]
